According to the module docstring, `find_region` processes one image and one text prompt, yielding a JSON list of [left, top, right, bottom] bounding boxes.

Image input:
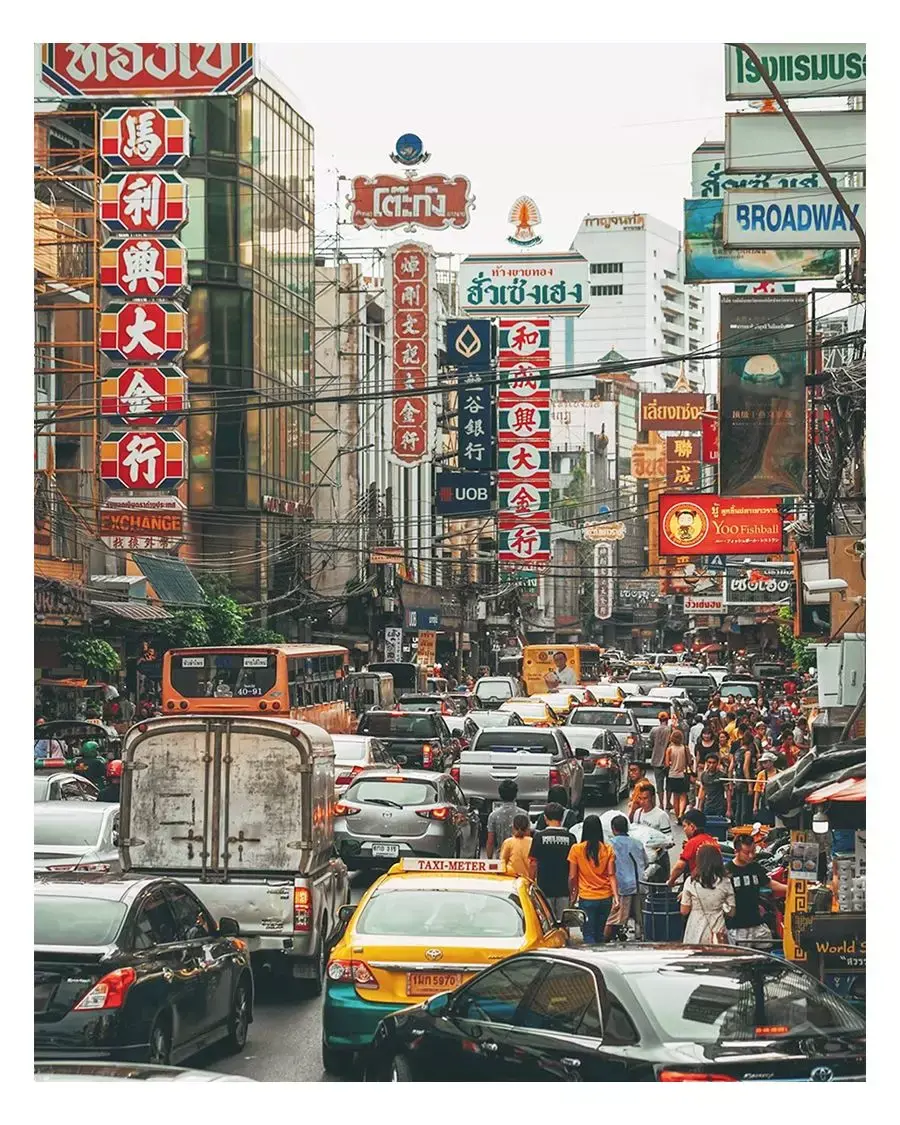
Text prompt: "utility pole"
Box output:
[[456, 548, 469, 677]]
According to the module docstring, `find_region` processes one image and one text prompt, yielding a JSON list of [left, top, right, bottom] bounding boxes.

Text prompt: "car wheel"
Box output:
[[148, 1015, 172, 1066], [322, 1038, 356, 1077], [297, 934, 326, 999], [224, 974, 251, 1053], [391, 1054, 415, 1082]]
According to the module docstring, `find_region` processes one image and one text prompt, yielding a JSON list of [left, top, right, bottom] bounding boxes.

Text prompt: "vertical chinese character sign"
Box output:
[[98, 105, 190, 552], [386, 242, 435, 467], [497, 318, 551, 564], [447, 319, 494, 471]]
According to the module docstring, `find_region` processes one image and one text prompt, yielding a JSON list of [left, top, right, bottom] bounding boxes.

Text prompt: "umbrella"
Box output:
[[806, 777, 866, 804], [701, 643, 723, 654]]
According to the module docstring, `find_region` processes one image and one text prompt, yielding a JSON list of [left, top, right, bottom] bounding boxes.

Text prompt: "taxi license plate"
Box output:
[[407, 971, 464, 996], [371, 843, 399, 858]]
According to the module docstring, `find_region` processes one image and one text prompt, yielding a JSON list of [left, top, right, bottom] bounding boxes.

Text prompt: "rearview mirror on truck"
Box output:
[[218, 916, 241, 937]]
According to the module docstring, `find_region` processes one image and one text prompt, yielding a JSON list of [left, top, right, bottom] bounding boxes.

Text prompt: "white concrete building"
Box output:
[[553, 212, 711, 394]]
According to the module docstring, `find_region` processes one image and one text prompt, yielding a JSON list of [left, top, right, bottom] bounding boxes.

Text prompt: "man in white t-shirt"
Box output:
[[631, 781, 673, 877]]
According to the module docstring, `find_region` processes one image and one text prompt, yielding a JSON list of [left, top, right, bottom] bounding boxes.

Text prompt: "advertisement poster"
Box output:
[[683, 199, 841, 284], [658, 495, 784, 556], [719, 295, 807, 496], [788, 841, 820, 882]]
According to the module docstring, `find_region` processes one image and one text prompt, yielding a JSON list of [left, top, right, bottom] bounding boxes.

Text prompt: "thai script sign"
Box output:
[[684, 594, 725, 614], [458, 253, 590, 317], [725, 44, 866, 100], [724, 563, 794, 606], [385, 242, 434, 466], [616, 580, 658, 610], [100, 236, 187, 298], [262, 496, 312, 517], [690, 142, 849, 200], [723, 188, 865, 249], [630, 442, 666, 480], [384, 627, 403, 663], [640, 392, 706, 431], [41, 43, 255, 98], [100, 430, 187, 491], [725, 111, 865, 174], [416, 631, 437, 667], [100, 171, 188, 233], [100, 106, 189, 168], [658, 494, 784, 556], [702, 411, 719, 463], [35, 578, 88, 622], [583, 521, 626, 542], [579, 213, 645, 231], [101, 367, 187, 427], [683, 198, 840, 284], [349, 174, 473, 231]]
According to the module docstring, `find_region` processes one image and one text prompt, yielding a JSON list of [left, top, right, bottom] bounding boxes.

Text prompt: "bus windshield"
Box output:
[[169, 652, 278, 699]]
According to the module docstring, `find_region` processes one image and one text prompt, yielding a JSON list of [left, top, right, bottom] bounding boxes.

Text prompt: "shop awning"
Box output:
[[92, 600, 172, 621], [806, 777, 866, 804], [133, 553, 205, 606]]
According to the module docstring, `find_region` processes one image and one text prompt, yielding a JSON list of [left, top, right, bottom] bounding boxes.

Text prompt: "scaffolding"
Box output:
[[34, 109, 102, 577]]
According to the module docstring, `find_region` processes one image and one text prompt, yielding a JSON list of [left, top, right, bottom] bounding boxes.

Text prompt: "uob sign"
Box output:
[[434, 470, 495, 515]]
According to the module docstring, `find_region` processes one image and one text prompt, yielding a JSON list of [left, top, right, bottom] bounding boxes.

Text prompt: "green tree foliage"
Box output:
[[62, 636, 121, 678], [243, 624, 286, 645], [156, 610, 209, 648], [777, 605, 816, 671]]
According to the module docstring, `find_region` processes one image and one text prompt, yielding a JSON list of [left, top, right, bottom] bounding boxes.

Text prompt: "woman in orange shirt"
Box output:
[[567, 815, 619, 943]]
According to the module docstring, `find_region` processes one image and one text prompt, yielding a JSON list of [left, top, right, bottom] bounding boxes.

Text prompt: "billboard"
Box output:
[[725, 111, 865, 174], [99, 495, 185, 551], [719, 295, 807, 496], [385, 242, 435, 467], [458, 252, 590, 317], [691, 142, 839, 200], [725, 563, 794, 606], [683, 199, 841, 284], [725, 44, 866, 100], [658, 495, 784, 556], [40, 43, 255, 98], [640, 392, 706, 431], [348, 174, 473, 231], [723, 188, 865, 249], [434, 470, 494, 516], [616, 580, 658, 610]]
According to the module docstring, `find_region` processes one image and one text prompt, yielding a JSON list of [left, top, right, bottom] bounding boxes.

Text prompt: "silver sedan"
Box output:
[[34, 803, 120, 874], [33, 772, 99, 802], [332, 769, 479, 871], [331, 734, 398, 795]]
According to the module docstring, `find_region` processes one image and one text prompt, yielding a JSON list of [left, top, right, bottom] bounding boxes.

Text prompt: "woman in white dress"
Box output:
[[680, 844, 736, 944]]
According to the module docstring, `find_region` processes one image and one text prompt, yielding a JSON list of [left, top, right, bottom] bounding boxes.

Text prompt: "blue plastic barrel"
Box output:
[[642, 885, 686, 941], [706, 815, 730, 842]]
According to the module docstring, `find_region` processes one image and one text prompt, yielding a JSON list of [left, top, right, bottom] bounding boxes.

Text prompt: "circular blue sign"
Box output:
[[394, 134, 424, 163]]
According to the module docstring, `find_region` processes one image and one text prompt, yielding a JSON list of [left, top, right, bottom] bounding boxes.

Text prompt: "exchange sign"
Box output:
[[100, 106, 189, 169], [100, 430, 187, 491], [349, 174, 473, 231], [100, 367, 188, 426], [99, 496, 186, 551], [458, 252, 590, 317], [100, 237, 187, 298], [40, 43, 255, 98], [99, 301, 186, 363], [100, 171, 188, 233], [658, 494, 784, 556]]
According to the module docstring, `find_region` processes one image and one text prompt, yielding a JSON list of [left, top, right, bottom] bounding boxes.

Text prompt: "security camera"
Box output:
[[803, 578, 848, 595]]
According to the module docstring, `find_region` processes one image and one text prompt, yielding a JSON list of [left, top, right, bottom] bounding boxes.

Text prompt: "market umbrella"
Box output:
[[806, 777, 866, 804], [701, 643, 723, 654]]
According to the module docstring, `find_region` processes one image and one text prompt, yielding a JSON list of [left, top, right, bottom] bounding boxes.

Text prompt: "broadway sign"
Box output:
[[725, 563, 794, 606], [640, 392, 706, 431], [349, 174, 473, 230], [40, 43, 255, 97]]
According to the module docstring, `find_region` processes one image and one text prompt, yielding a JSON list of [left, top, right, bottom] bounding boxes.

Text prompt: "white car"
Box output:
[[705, 665, 731, 687], [331, 733, 398, 795], [34, 803, 120, 874]]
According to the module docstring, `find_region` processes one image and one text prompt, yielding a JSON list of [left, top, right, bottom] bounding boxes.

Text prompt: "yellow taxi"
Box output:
[[532, 690, 597, 718], [582, 683, 627, 705], [497, 697, 561, 726], [321, 858, 576, 1075]]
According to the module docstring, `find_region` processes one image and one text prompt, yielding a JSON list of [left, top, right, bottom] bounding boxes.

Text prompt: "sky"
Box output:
[[260, 42, 727, 258]]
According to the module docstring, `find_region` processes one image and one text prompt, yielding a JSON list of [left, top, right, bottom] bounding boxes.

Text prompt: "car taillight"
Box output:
[[45, 863, 77, 871], [593, 756, 611, 767], [179, 701, 188, 710], [293, 887, 312, 932], [74, 862, 111, 873], [272, 701, 281, 711], [441, 702, 451, 715], [259, 701, 267, 710], [73, 967, 136, 1011], [336, 765, 364, 788], [549, 767, 562, 787], [415, 805, 453, 820], [333, 802, 361, 817], [422, 743, 434, 768], [166, 702, 176, 710], [658, 1071, 737, 1082], [450, 765, 460, 783], [326, 959, 378, 990]]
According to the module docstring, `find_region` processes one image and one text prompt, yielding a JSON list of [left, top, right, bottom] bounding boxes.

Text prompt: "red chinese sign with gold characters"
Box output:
[[100, 171, 188, 234], [100, 237, 187, 298], [387, 242, 433, 466], [101, 367, 187, 427], [350, 175, 473, 231], [658, 494, 784, 556], [100, 301, 186, 363], [41, 43, 255, 98], [100, 107, 189, 169], [665, 436, 701, 490], [100, 430, 187, 491]]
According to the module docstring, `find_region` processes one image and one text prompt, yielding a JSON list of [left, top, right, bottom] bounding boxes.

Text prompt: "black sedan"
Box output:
[[366, 945, 865, 1082], [35, 875, 253, 1066], [581, 730, 628, 804]]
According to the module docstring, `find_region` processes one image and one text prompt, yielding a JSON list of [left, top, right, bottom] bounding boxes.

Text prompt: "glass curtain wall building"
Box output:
[[177, 73, 314, 626]]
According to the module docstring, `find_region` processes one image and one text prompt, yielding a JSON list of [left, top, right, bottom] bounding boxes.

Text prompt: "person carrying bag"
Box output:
[[679, 844, 735, 944]]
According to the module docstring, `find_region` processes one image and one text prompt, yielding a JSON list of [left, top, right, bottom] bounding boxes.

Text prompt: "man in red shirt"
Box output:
[[667, 809, 721, 887]]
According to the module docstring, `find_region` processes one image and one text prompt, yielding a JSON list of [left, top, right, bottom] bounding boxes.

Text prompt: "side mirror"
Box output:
[[338, 903, 356, 924], [574, 747, 589, 759], [560, 907, 587, 930], [425, 990, 452, 1016], [218, 916, 241, 937]]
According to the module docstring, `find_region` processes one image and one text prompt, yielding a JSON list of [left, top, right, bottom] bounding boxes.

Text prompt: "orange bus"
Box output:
[[161, 644, 353, 733]]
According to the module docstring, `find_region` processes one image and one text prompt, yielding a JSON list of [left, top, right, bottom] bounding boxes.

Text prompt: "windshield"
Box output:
[[170, 651, 277, 699], [356, 889, 525, 938], [623, 699, 664, 712], [398, 698, 442, 712], [34, 896, 127, 946], [359, 714, 438, 738], [722, 683, 759, 698], [754, 666, 784, 678], [569, 709, 632, 727], [673, 677, 714, 688], [474, 731, 556, 753], [628, 671, 663, 682], [468, 712, 514, 727], [332, 737, 368, 760], [627, 958, 865, 1043], [34, 813, 106, 847], [501, 703, 549, 719], [345, 779, 437, 806], [475, 680, 515, 701], [578, 649, 604, 681]]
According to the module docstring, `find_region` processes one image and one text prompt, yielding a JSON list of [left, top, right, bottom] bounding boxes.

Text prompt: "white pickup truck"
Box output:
[[120, 715, 350, 997]]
